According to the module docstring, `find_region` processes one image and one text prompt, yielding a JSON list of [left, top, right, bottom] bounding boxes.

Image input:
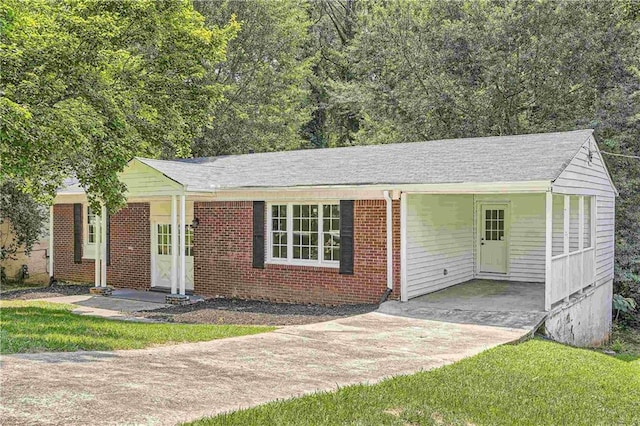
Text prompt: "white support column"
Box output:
[[544, 191, 553, 311], [49, 206, 54, 279], [179, 194, 186, 296], [563, 195, 570, 302], [94, 207, 101, 287], [400, 192, 408, 302], [100, 205, 108, 287], [170, 195, 178, 295], [578, 196, 585, 294]]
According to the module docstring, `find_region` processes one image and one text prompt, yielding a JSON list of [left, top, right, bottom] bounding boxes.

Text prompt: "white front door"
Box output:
[[479, 204, 508, 274], [151, 222, 194, 291]]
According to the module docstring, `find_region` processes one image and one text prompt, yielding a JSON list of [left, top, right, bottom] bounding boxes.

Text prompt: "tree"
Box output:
[[0, 181, 45, 263], [0, 0, 239, 212], [303, 0, 362, 148], [192, 0, 314, 156]]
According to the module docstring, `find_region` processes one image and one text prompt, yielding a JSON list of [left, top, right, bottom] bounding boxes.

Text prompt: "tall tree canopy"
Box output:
[[192, 0, 314, 156], [0, 0, 238, 211]]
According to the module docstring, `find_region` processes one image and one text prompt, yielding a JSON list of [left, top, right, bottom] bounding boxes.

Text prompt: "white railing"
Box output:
[[549, 247, 595, 305]]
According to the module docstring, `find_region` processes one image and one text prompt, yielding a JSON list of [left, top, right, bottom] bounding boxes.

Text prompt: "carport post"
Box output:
[[49, 206, 54, 279], [100, 204, 107, 287], [94, 207, 101, 287], [179, 194, 186, 296], [544, 191, 552, 311], [400, 192, 408, 302], [170, 195, 178, 295]]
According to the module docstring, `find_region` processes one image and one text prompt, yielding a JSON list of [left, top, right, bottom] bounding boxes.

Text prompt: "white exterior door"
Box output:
[[479, 204, 508, 274], [151, 222, 194, 291]]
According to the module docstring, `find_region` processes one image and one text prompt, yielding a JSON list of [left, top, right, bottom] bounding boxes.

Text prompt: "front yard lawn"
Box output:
[[189, 339, 640, 426], [0, 300, 274, 354]]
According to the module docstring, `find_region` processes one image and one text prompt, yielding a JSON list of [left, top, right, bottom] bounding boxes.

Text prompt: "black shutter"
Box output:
[[253, 201, 265, 268], [73, 203, 83, 263], [339, 200, 354, 275], [105, 210, 111, 266]]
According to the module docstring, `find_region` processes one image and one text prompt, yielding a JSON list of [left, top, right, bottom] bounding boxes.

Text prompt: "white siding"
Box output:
[[553, 137, 617, 287], [120, 159, 184, 197], [595, 195, 615, 286], [475, 194, 546, 282], [405, 194, 474, 299], [553, 137, 616, 197]]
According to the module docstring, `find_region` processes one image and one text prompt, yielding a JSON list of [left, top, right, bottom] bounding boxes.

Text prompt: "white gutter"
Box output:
[[383, 190, 393, 291]]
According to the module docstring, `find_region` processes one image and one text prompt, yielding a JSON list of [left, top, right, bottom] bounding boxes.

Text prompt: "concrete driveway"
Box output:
[[0, 312, 529, 426]]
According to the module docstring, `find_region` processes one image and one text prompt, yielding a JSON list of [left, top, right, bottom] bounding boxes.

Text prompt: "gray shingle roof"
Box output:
[[137, 129, 593, 191]]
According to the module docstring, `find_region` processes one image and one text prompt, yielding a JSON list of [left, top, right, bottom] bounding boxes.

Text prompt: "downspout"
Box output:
[[380, 190, 394, 303]]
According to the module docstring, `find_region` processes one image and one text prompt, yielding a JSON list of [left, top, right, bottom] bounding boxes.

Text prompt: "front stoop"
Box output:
[[89, 287, 114, 296], [165, 294, 190, 305]]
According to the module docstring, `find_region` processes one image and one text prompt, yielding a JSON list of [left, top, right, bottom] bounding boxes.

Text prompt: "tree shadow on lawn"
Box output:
[[1, 304, 262, 357]]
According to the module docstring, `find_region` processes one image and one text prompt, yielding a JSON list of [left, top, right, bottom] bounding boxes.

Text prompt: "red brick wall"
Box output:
[[193, 200, 401, 305], [53, 203, 150, 289]]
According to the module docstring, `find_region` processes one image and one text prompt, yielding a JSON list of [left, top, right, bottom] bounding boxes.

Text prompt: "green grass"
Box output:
[[0, 300, 275, 354], [188, 339, 640, 426], [0, 280, 50, 293], [603, 325, 640, 362]]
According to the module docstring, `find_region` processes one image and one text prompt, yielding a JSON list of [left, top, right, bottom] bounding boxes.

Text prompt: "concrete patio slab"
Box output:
[[0, 312, 529, 426], [29, 295, 166, 321], [378, 279, 547, 330]]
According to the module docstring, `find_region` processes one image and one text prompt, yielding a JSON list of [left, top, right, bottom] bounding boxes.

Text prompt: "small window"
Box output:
[[87, 207, 97, 244]]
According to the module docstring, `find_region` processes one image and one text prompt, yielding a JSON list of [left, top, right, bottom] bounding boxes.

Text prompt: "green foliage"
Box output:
[[0, 181, 46, 262], [0, 300, 274, 353], [187, 339, 640, 425], [306, 0, 640, 305], [614, 293, 638, 321], [192, 0, 314, 156], [0, 0, 239, 211]]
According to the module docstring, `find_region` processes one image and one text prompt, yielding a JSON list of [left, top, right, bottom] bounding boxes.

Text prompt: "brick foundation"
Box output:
[[193, 200, 401, 305], [53, 203, 151, 289]]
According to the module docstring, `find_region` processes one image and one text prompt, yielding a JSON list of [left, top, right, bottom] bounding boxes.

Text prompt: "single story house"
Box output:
[[51, 129, 616, 346]]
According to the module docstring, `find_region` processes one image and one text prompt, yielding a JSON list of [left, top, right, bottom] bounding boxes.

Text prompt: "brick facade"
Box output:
[[53, 203, 150, 289], [193, 200, 401, 305]]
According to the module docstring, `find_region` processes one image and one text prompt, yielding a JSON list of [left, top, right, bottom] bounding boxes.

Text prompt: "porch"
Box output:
[[400, 191, 598, 312], [380, 279, 547, 330]]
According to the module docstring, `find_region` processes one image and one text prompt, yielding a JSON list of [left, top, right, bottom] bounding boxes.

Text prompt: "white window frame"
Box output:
[[266, 202, 340, 268], [83, 204, 97, 259]]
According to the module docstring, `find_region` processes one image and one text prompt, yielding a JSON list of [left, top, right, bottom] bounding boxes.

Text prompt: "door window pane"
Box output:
[[484, 209, 504, 241], [157, 224, 171, 255], [87, 207, 96, 243]]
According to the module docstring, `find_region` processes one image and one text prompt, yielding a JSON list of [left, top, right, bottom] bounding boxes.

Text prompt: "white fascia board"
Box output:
[[186, 180, 552, 199]]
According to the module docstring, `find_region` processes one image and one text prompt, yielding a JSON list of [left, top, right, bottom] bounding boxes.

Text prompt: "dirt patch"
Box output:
[[138, 298, 377, 326], [0, 283, 91, 300]]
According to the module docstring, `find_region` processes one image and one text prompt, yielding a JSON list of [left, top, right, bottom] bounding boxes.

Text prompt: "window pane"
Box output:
[[271, 205, 287, 259], [321, 204, 340, 261]]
